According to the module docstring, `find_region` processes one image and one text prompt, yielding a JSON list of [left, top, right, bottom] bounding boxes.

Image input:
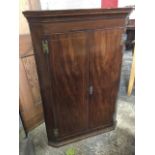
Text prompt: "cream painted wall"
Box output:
[[19, 0, 30, 34], [19, 0, 41, 34]]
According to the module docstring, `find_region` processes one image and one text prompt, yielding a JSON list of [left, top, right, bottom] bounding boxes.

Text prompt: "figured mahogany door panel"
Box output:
[[48, 31, 89, 138], [19, 34, 43, 132], [89, 28, 123, 129]]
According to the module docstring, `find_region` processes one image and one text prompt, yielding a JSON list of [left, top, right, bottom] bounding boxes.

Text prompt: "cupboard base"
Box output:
[[48, 122, 116, 147]]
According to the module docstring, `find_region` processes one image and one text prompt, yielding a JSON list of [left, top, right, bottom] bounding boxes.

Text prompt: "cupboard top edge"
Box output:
[[23, 7, 133, 20]]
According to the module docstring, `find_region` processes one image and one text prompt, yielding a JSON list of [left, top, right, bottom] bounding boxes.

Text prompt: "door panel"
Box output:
[[19, 34, 43, 132], [20, 56, 43, 131], [89, 28, 123, 128], [49, 31, 89, 137]]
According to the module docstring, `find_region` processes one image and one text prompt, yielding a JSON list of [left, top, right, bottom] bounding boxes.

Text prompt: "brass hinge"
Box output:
[[42, 39, 49, 54], [53, 128, 59, 137]]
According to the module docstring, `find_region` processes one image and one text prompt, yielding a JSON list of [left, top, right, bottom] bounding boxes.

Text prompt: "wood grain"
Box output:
[[22, 56, 42, 105], [24, 8, 133, 145], [19, 34, 43, 132], [127, 47, 135, 96], [19, 58, 43, 131], [89, 28, 123, 128], [49, 32, 89, 138], [19, 34, 33, 57]]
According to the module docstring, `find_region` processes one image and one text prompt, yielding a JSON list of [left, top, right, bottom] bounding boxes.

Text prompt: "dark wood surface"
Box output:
[[24, 8, 133, 146], [49, 32, 89, 138], [89, 28, 123, 129], [126, 19, 135, 50]]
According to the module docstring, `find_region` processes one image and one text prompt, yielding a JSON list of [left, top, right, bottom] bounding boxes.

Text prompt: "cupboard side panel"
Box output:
[[29, 25, 56, 140]]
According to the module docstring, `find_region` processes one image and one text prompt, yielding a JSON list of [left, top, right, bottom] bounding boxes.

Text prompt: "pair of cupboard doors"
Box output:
[[24, 8, 132, 146]]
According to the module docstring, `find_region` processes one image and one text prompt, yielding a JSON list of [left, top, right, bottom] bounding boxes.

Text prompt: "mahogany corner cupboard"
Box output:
[[23, 8, 133, 146]]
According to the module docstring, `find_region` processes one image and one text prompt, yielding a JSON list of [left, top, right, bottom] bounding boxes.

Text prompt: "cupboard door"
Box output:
[[48, 31, 89, 138], [89, 28, 123, 129]]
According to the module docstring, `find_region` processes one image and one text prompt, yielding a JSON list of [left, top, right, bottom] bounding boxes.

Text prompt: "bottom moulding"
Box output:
[[48, 122, 116, 147]]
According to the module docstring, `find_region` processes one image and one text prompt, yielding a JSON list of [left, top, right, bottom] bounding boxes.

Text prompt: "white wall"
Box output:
[[118, 0, 135, 19], [40, 0, 101, 10], [118, 0, 135, 7]]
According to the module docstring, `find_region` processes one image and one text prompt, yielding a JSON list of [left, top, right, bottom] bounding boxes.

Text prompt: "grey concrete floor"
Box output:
[[19, 50, 135, 155]]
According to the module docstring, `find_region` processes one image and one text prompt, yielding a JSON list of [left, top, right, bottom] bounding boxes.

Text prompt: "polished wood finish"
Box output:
[[19, 34, 43, 132], [24, 8, 133, 146], [49, 32, 89, 138], [89, 28, 123, 129]]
